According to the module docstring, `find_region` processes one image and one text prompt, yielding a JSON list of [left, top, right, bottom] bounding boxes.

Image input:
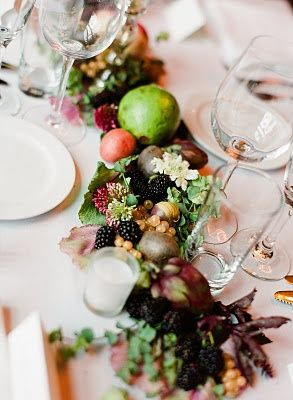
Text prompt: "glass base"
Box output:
[[0, 86, 21, 116], [231, 228, 291, 280], [191, 249, 235, 295], [23, 104, 86, 146], [83, 293, 122, 318]]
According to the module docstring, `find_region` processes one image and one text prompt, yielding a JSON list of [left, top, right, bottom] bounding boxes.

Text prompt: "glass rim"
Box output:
[[89, 246, 140, 286], [211, 163, 283, 217], [239, 34, 293, 80]]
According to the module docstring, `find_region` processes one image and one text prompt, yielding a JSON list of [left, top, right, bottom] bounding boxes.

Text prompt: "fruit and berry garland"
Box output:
[[58, 55, 290, 398], [60, 139, 214, 273], [51, 284, 289, 399]]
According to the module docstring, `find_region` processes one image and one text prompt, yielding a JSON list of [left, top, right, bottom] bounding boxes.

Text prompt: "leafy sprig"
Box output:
[[49, 328, 95, 363]]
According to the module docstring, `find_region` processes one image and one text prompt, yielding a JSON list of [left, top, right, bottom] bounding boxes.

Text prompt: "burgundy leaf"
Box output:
[[232, 309, 252, 324], [250, 332, 272, 345], [236, 316, 290, 332], [236, 332, 274, 378], [232, 334, 254, 385], [228, 288, 257, 310], [59, 225, 99, 269], [197, 315, 226, 332]]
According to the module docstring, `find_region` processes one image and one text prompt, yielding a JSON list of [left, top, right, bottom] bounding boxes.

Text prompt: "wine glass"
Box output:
[[206, 35, 293, 244], [212, 35, 293, 176], [231, 152, 293, 280], [185, 163, 283, 294], [24, 0, 129, 146], [0, 0, 36, 115]]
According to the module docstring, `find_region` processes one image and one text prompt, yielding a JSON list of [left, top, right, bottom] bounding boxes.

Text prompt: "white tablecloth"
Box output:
[[0, 1, 293, 399]]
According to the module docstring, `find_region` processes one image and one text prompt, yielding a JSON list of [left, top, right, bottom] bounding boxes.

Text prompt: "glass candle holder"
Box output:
[[185, 164, 283, 294], [83, 247, 140, 317]]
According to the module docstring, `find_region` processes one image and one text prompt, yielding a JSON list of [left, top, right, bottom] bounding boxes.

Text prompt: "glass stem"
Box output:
[[258, 204, 293, 255], [222, 160, 238, 190], [48, 55, 74, 127], [0, 44, 5, 70]]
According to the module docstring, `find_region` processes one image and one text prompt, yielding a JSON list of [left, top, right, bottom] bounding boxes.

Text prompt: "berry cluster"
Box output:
[[94, 221, 143, 259], [126, 169, 172, 203], [124, 289, 227, 392], [221, 353, 247, 398]]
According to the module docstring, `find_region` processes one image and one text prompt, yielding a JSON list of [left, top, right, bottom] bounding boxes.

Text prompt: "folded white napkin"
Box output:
[[0, 311, 61, 400]]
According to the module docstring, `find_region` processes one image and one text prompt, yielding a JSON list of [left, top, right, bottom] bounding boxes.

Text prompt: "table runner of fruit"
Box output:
[[55, 28, 290, 400]]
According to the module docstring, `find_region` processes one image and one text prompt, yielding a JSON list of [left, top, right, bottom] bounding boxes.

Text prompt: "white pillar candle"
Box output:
[[84, 247, 139, 317]]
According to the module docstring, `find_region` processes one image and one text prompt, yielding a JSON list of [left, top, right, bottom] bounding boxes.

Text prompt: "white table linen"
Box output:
[[0, 1, 293, 399]]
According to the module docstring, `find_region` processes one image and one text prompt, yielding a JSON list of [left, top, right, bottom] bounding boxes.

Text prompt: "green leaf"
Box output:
[[78, 162, 117, 225], [126, 194, 138, 206], [126, 360, 139, 374], [117, 366, 132, 383], [88, 162, 117, 193], [143, 352, 154, 364], [48, 328, 63, 343], [140, 341, 152, 354], [114, 155, 139, 173], [213, 384, 225, 396], [80, 328, 94, 343], [128, 336, 142, 361], [163, 333, 177, 349], [138, 324, 157, 343], [144, 363, 159, 381], [78, 192, 106, 225], [59, 345, 76, 361], [155, 31, 170, 42], [105, 331, 118, 345], [164, 367, 177, 387]]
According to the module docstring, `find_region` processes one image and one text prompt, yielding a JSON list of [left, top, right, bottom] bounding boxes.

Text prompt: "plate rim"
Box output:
[[0, 116, 76, 220]]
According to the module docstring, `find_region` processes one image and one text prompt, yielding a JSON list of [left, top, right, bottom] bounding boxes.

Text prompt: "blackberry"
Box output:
[[126, 169, 149, 200], [198, 347, 224, 377], [125, 289, 153, 319], [140, 296, 170, 326], [175, 333, 201, 362], [91, 90, 120, 108], [94, 226, 116, 249], [147, 174, 172, 202], [161, 310, 195, 335], [177, 363, 206, 391], [118, 220, 142, 243]]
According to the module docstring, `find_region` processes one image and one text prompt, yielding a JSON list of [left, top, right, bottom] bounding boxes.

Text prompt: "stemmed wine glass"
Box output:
[[24, 0, 129, 146], [212, 35, 293, 179], [231, 153, 293, 280], [0, 0, 36, 115], [206, 35, 293, 245]]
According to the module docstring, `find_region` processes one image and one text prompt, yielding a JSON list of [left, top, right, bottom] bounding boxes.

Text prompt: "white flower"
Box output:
[[152, 152, 199, 190], [151, 157, 165, 174]]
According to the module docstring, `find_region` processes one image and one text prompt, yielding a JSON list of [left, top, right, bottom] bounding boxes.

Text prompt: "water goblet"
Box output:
[[232, 153, 293, 280], [0, 0, 36, 115], [185, 163, 283, 294], [24, 0, 129, 146], [205, 35, 293, 244], [212, 35, 293, 179]]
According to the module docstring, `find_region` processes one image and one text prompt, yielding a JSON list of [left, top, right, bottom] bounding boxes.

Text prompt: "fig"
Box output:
[[138, 145, 163, 177], [139, 231, 179, 264], [173, 138, 208, 169]]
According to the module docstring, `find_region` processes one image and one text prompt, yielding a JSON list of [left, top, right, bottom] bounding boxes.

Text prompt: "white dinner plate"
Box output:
[[0, 116, 75, 220], [183, 91, 291, 170]]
